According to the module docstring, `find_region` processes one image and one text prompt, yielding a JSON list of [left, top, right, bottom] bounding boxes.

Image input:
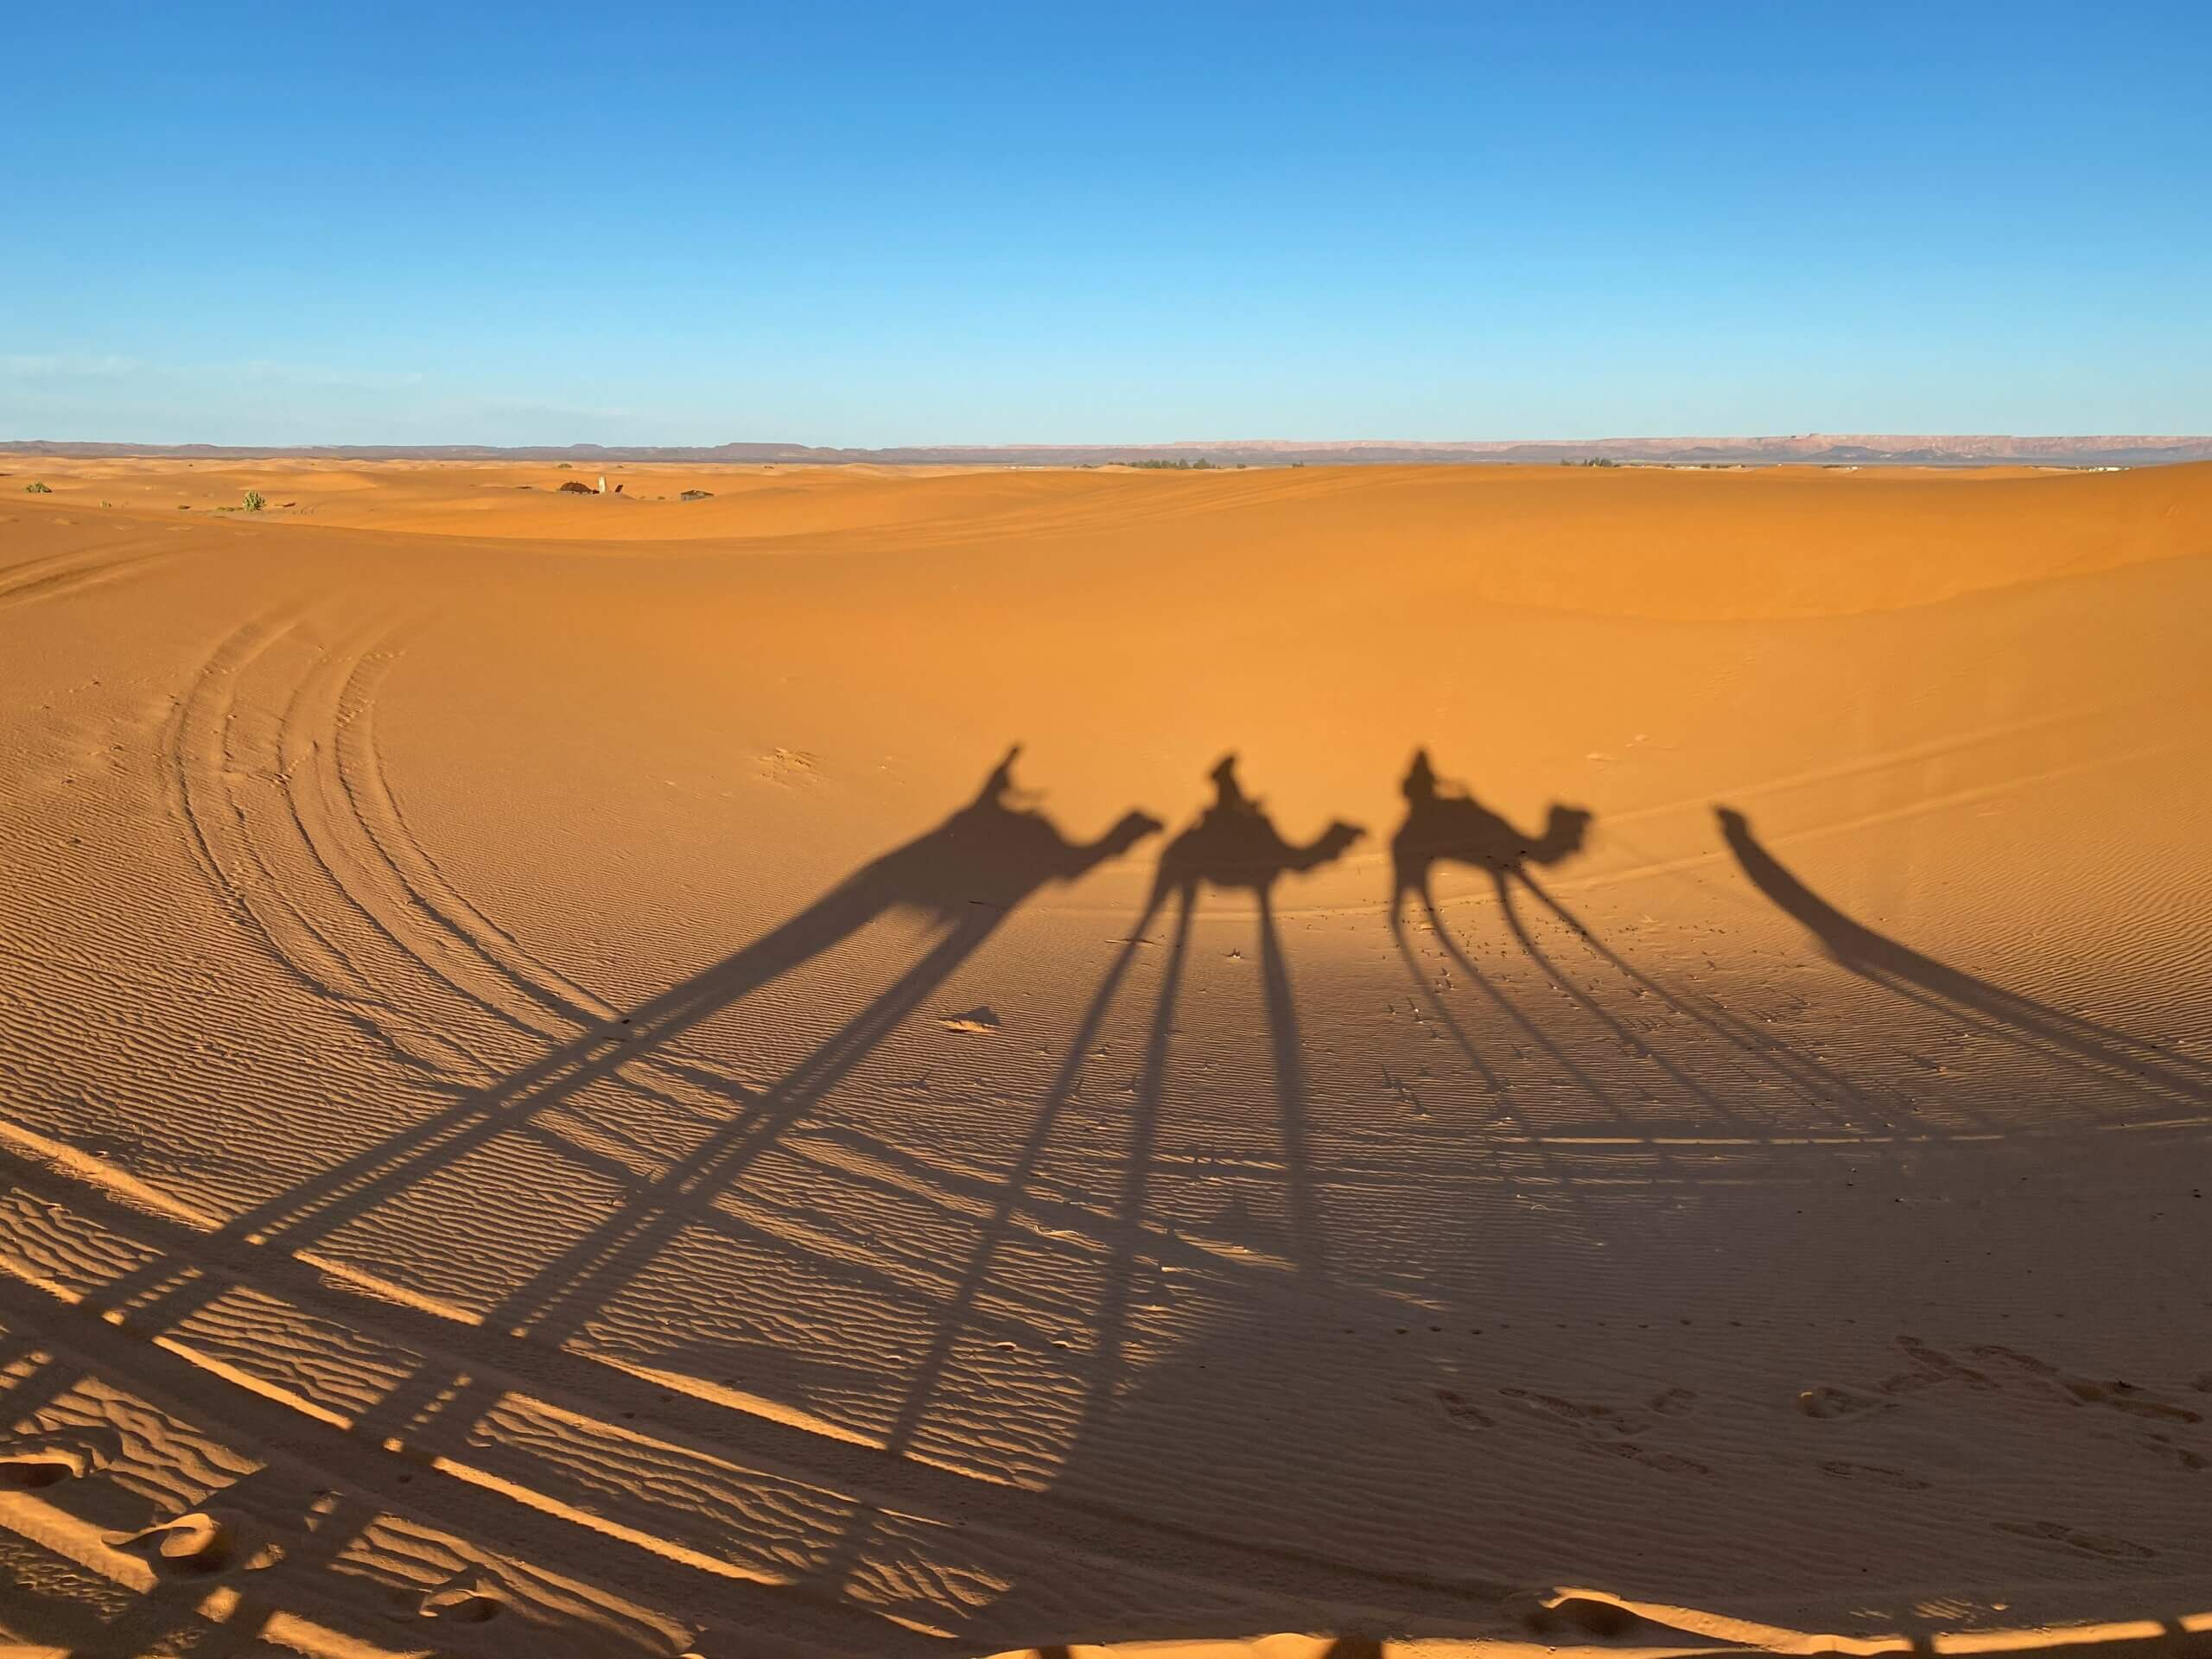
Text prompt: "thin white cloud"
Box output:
[[237, 359, 429, 391], [0, 353, 143, 378]]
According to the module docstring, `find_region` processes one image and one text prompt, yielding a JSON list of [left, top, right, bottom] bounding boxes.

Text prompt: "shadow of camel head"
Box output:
[[1149, 753, 1364, 905], [1094, 807, 1170, 860]]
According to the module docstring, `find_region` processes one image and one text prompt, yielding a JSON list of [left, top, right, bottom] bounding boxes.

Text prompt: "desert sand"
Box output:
[[1, 457, 2209, 1657]]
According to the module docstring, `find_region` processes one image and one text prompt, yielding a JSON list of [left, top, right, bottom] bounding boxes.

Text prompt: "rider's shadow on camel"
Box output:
[[1147, 754, 1363, 925]]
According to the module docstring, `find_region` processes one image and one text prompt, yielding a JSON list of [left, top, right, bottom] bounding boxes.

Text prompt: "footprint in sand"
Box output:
[[1583, 1438, 1710, 1475], [0, 1429, 117, 1490], [1995, 1519, 2157, 1560], [1434, 1387, 1494, 1429], [1797, 1385, 1894, 1421], [0, 1448, 91, 1489], [113, 1510, 280, 1576], [1974, 1345, 2204, 1422], [1513, 1593, 1647, 1639], [422, 1584, 506, 1623], [1878, 1336, 1996, 1395], [1499, 1387, 1650, 1434], [1496, 1388, 1706, 1471], [1820, 1459, 1930, 1491], [2064, 1380, 2202, 1421], [0, 1427, 119, 1486], [2141, 1435, 2209, 1472]]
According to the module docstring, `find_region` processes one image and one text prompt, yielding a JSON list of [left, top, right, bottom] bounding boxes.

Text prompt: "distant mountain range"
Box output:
[[6, 435, 2209, 467]]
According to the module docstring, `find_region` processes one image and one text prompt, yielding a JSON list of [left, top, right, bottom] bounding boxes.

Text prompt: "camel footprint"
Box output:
[[2141, 1435, 2209, 1472], [1498, 1387, 1707, 1472], [1500, 1387, 1650, 1434], [1974, 1345, 2203, 1424], [1878, 1336, 1996, 1395], [1821, 1459, 1929, 1491], [0, 1428, 121, 1490], [1434, 1388, 1494, 1429], [1584, 1438, 1710, 1476], [1797, 1385, 1895, 1421], [1995, 1519, 2157, 1560]]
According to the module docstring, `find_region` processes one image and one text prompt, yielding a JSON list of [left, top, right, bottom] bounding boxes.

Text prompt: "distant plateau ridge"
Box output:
[[6, 435, 2209, 467]]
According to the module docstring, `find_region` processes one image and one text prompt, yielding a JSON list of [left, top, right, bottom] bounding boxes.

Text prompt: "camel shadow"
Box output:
[[776, 752, 1366, 1614], [860, 753, 1363, 1464], [1718, 806, 2212, 1109], [81, 747, 1162, 1456], [1051, 754, 1364, 1460], [1388, 747, 1590, 924], [229, 745, 1159, 1264], [1383, 750, 1878, 1147]]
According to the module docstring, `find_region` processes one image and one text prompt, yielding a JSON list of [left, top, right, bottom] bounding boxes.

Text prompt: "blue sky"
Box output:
[[6, 3, 2208, 445]]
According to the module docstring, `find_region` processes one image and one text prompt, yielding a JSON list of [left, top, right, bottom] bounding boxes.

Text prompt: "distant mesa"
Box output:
[[10, 435, 2211, 468]]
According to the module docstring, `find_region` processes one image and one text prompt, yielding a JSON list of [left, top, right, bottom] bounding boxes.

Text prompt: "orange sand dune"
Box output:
[[1, 460, 2209, 1656]]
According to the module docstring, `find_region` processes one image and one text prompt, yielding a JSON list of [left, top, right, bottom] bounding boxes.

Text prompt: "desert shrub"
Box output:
[[243, 490, 264, 512], [680, 489, 714, 500], [24, 481, 51, 493]]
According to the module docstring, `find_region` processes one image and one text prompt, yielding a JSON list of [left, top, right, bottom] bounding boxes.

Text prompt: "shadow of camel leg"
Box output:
[[1391, 879, 1503, 1093], [876, 887, 1173, 1440], [1389, 889, 1599, 1228], [1493, 874, 1761, 1133], [1257, 886, 1327, 1278], [821, 888, 1174, 1602], [1515, 872, 1877, 1125], [1427, 887, 1614, 1116], [1058, 881, 1195, 1473], [354, 912, 1011, 1453]]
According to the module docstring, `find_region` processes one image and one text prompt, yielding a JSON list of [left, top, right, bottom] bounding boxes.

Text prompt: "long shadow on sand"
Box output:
[[808, 754, 1366, 1610], [1385, 749, 1881, 1144], [124, 747, 1154, 1287], [1718, 805, 2212, 1109], [48, 747, 1166, 1643]]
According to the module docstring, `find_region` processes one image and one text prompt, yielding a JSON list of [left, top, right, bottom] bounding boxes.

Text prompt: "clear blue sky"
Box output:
[[6, 2, 2208, 445]]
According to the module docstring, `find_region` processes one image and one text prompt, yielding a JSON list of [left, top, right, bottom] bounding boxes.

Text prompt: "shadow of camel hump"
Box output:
[[1717, 805, 2212, 1106], [1389, 747, 1591, 921]]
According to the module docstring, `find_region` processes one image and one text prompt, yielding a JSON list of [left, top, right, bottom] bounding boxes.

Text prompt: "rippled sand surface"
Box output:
[[3, 457, 2209, 1656]]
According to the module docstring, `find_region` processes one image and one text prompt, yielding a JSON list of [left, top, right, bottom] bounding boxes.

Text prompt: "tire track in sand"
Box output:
[[0, 538, 177, 610], [114, 616, 1503, 1639]]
